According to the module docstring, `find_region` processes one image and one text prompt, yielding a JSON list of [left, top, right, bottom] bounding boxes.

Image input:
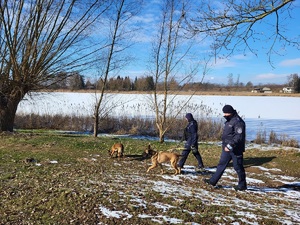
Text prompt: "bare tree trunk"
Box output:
[[157, 124, 167, 143], [150, 0, 196, 143], [93, 104, 100, 137], [0, 106, 16, 132], [93, 86, 105, 137], [92, 0, 140, 137], [0, 90, 23, 132], [92, 0, 123, 137]]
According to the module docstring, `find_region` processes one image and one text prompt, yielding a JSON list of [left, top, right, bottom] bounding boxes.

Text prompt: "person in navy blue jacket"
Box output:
[[204, 105, 247, 191], [178, 113, 204, 172]]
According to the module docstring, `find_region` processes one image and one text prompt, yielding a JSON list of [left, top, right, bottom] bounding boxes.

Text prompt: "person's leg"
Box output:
[[209, 150, 231, 185], [191, 147, 204, 168], [178, 149, 190, 168], [232, 153, 247, 189]]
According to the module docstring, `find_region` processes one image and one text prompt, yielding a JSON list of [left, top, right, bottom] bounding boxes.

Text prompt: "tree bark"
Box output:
[[0, 90, 24, 132], [93, 110, 99, 137]]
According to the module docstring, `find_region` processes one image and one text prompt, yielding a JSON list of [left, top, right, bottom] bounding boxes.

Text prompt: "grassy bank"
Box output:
[[0, 132, 299, 224]]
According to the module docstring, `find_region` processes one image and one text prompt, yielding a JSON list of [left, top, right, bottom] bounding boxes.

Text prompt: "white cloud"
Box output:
[[279, 58, 300, 67], [255, 73, 279, 79], [212, 53, 253, 69], [254, 73, 287, 83], [213, 58, 236, 68], [232, 54, 251, 60], [132, 13, 156, 24]]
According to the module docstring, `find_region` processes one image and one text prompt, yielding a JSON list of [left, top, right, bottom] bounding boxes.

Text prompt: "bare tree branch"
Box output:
[[92, 0, 142, 137], [148, 0, 201, 143], [188, 0, 299, 63], [0, 0, 109, 131]]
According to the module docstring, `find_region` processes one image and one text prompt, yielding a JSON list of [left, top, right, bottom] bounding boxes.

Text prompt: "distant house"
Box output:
[[283, 87, 294, 93], [251, 87, 272, 93], [251, 88, 262, 93], [262, 87, 272, 93]]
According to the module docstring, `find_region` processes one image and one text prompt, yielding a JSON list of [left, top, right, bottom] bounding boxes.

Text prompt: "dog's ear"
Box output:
[[145, 144, 151, 154]]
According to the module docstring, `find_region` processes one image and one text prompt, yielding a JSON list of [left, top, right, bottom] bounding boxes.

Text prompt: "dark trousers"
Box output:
[[178, 148, 204, 168], [210, 150, 247, 188]]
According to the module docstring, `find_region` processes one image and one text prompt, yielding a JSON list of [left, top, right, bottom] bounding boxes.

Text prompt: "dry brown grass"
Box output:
[[0, 133, 299, 224]]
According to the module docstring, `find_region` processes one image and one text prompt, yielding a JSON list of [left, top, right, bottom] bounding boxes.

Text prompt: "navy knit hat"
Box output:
[[222, 105, 234, 113], [185, 113, 194, 121]]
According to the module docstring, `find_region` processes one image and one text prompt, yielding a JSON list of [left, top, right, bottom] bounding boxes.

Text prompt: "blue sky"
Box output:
[[114, 0, 300, 86]]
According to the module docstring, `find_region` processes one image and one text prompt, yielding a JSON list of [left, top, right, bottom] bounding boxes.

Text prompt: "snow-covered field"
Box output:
[[89, 154, 300, 224], [17, 92, 300, 142]]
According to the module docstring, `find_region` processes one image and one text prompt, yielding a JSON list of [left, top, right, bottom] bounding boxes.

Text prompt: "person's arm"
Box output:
[[226, 121, 244, 151], [189, 121, 198, 147]]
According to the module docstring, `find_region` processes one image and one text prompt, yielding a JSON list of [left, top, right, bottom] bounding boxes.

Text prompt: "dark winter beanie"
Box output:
[[185, 113, 194, 122], [222, 105, 235, 113]]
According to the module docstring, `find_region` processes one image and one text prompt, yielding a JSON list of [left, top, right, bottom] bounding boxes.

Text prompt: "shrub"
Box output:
[[278, 134, 299, 148], [15, 114, 299, 147], [15, 114, 223, 141], [269, 130, 278, 144], [254, 129, 267, 144]]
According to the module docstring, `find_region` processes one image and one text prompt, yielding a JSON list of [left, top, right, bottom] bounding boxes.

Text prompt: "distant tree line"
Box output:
[[47, 73, 152, 91], [287, 74, 300, 93], [46, 72, 300, 93]]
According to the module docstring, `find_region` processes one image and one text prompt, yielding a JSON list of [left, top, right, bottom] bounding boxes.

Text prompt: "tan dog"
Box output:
[[145, 145, 181, 175], [109, 143, 124, 158]]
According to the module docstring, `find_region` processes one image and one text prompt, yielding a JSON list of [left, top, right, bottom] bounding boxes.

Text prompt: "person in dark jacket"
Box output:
[[178, 113, 204, 172], [204, 105, 247, 191]]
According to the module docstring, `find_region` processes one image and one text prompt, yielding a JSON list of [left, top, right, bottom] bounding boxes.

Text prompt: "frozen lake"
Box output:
[[17, 92, 300, 142]]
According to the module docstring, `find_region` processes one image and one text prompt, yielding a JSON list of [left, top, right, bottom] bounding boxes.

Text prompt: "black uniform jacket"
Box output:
[[222, 112, 246, 155], [183, 120, 198, 148]]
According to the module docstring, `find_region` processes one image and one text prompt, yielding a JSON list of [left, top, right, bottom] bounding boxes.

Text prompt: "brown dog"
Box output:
[[109, 143, 124, 158], [145, 145, 181, 175]]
